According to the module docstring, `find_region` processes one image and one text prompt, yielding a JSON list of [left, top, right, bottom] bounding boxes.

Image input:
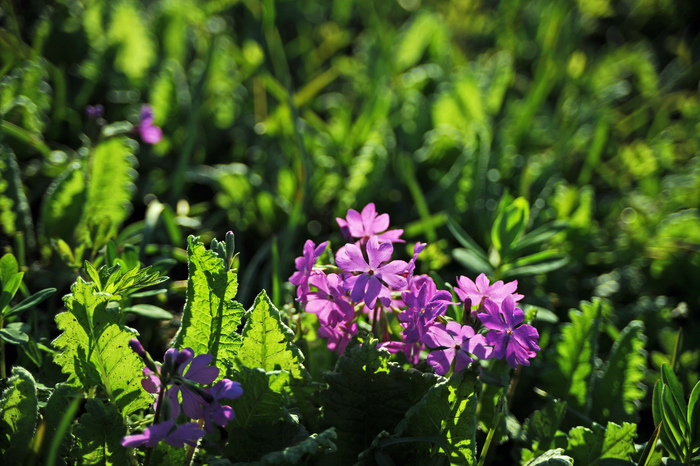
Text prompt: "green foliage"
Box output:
[[524, 449, 573, 466], [320, 335, 440, 462], [52, 268, 155, 417], [74, 398, 128, 465], [521, 399, 568, 460], [591, 321, 647, 423], [172, 235, 244, 368], [545, 298, 610, 412], [235, 290, 306, 380], [565, 422, 637, 465], [0, 366, 38, 464], [0, 145, 34, 247]]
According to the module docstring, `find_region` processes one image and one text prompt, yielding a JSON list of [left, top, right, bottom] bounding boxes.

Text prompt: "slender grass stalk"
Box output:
[[46, 394, 82, 466], [477, 394, 504, 466]]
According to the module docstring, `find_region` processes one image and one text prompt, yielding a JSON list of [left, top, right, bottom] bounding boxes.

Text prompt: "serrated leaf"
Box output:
[[0, 145, 35, 248], [74, 399, 128, 465], [524, 449, 573, 466], [591, 320, 647, 423], [39, 161, 86, 247], [566, 422, 637, 465], [544, 298, 608, 412], [320, 335, 439, 462], [0, 366, 38, 464], [172, 235, 244, 368], [77, 136, 137, 246], [524, 399, 568, 455], [256, 427, 338, 464], [235, 290, 305, 380], [377, 369, 479, 465], [52, 277, 152, 417]]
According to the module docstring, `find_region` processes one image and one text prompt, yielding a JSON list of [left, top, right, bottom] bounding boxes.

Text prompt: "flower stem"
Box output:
[[143, 384, 166, 466]]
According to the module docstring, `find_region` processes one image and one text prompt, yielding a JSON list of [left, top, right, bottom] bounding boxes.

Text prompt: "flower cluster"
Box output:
[[290, 203, 540, 375], [122, 340, 242, 448]]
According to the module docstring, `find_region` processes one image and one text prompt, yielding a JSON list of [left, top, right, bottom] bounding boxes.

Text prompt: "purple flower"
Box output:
[[335, 236, 408, 309], [405, 242, 426, 288], [479, 296, 540, 369], [85, 104, 104, 120], [137, 105, 163, 144], [336, 203, 404, 244], [455, 273, 523, 309], [121, 420, 205, 448], [398, 281, 454, 344], [318, 320, 357, 355], [380, 339, 423, 365], [201, 379, 243, 433], [165, 348, 219, 419], [305, 272, 354, 327], [424, 321, 492, 375], [290, 240, 328, 304]]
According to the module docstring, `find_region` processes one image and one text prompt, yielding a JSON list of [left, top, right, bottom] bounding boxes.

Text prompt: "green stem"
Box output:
[[477, 394, 505, 466], [143, 384, 166, 466], [1, 120, 52, 157]]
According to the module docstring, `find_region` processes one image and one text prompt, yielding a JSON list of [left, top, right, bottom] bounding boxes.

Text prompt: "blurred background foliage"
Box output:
[[1, 0, 699, 403]]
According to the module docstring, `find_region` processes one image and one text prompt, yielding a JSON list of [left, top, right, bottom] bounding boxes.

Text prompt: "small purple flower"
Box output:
[[455, 273, 523, 309], [165, 348, 219, 419], [336, 203, 404, 244], [85, 104, 104, 120], [290, 240, 328, 304], [479, 296, 540, 369], [335, 236, 408, 309], [121, 420, 205, 448], [424, 321, 492, 375], [305, 272, 355, 327], [380, 339, 423, 365], [318, 320, 357, 355], [201, 379, 243, 433], [137, 104, 163, 144], [398, 281, 454, 344]]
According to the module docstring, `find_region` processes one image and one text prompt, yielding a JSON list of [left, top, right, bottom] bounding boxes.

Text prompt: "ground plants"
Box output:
[[1, 0, 699, 464]]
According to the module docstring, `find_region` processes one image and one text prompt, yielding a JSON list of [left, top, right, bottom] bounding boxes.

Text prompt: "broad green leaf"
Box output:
[[52, 277, 152, 417], [394, 11, 439, 72], [492, 196, 529, 255], [0, 271, 23, 313], [0, 253, 18, 285], [523, 399, 568, 456], [172, 235, 244, 367], [544, 298, 608, 412], [388, 369, 479, 465], [39, 161, 86, 248], [0, 366, 38, 464], [660, 364, 688, 419], [77, 137, 138, 246], [591, 320, 647, 423], [0, 145, 35, 247], [235, 290, 305, 379], [566, 422, 636, 465], [42, 383, 81, 461], [75, 399, 128, 465], [320, 335, 438, 462], [524, 449, 573, 466]]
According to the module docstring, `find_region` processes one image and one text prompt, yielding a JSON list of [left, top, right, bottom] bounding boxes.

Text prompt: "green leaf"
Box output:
[[394, 11, 439, 72], [524, 449, 573, 466], [150, 442, 187, 466], [653, 380, 683, 461], [501, 252, 568, 279], [544, 298, 608, 412], [637, 421, 662, 466], [0, 366, 38, 464], [42, 384, 81, 462], [5, 287, 56, 318], [453, 248, 495, 275], [688, 381, 700, 449], [446, 217, 490, 264], [74, 399, 128, 465], [235, 290, 305, 379], [661, 386, 689, 454], [0, 271, 23, 314], [660, 364, 688, 420], [385, 369, 479, 465], [591, 320, 647, 423], [52, 277, 152, 417], [512, 221, 568, 253], [0, 253, 18, 285], [0, 324, 29, 344], [77, 136, 138, 246], [566, 422, 637, 465], [39, 161, 86, 248], [172, 235, 244, 368], [256, 428, 338, 464], [0, 145, 35, 248], [319, 335, 439, 462], [523, 399, 568, 456], [108, 1, 155, 82], [122, 304, 172, 320], [492, 196, 529, 256]]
